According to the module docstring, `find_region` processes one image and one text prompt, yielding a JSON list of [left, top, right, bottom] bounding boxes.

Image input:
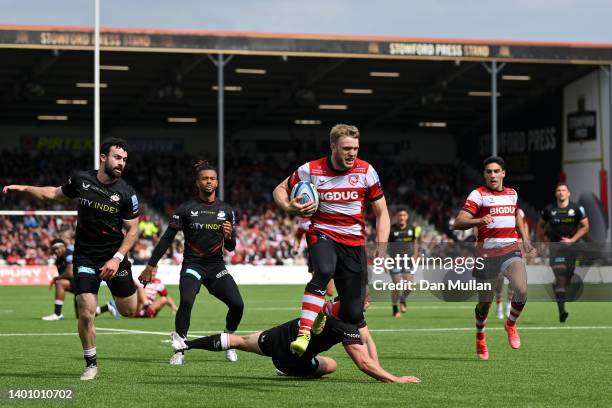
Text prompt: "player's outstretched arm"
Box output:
[[358, 325, 379, 362], [2, 185, 67, 202], [166, 295, 178, 314], [360, 327, 378, 361], [344, 342, 420, 384], [139, 227, 179, 283]]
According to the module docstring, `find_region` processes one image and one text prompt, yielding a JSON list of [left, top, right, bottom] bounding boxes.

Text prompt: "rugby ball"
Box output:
[[290, 181, 319, 210]]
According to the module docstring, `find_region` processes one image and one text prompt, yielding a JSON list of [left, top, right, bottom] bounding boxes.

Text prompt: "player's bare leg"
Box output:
[[553, 269, 570, 322], [390, 273, 402, 317], [503, 260, 528, 349], [493, 273, 504, 319], [149, 296, 170, 314], [43, 280, 71, 321], [399, 272, 413, 313], [76, 293, 98, 380], [113, 293, 138, 317], [326, 279, 336, 298], [173, 331, 265, 355], [475, 295, 492, 361]]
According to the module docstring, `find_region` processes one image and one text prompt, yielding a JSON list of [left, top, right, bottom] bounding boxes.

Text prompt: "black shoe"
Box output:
[[559, 312, 569, 323]]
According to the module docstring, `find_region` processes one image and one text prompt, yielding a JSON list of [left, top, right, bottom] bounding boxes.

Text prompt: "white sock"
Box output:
[[220, 333, 230, 350], [84, 347, 96, 357], [95, 306, 101, 315], [54, 300, 64, 305]]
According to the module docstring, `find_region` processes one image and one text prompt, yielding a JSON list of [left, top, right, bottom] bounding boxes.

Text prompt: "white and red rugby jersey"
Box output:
[[288, 156, 384, 246], [462, 186, 519, 256], [135, 278, 168, 303]]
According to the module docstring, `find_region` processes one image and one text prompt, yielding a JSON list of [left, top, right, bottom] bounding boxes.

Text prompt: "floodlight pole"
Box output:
[[208, 54, 233, 201], [483, 61, 506, 156], [94, 0, 100, 169], [601, 65, 612, 241]]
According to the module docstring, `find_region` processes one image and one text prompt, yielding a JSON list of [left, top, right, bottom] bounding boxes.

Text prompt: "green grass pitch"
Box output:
[[0, 285, 611, 407]]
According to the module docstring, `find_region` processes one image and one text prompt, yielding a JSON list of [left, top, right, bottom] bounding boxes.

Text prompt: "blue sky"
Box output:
[[2, 0, 611, 43]]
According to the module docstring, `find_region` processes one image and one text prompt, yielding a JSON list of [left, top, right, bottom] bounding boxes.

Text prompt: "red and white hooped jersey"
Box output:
[[462, 186, 519, 256], [288, 156, 384, 246], [134, 278, 168, 303]]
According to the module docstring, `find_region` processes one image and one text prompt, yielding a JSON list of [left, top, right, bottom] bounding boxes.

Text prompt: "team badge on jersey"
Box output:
[[217, 210, 226, 220], [191, 211, 199, 217], [110, 193, 120, 202], [82, 182, 91, 190], [349, 174, 359, 186], [568, 209, 575, 216]]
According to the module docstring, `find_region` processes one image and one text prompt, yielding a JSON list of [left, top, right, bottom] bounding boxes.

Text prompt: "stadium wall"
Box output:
[[1, 264, 611, 286], [563, 70, 611, 240], [0, 125, 457, 164]]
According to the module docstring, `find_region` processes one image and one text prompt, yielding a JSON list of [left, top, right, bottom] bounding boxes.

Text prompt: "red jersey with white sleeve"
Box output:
[[288, 156, 384, 246], [135, 278, 168, 303], [462, 186, 519, 256]]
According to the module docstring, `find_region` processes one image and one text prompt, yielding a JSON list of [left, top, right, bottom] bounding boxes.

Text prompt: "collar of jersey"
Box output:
[[198, 196, 217, 206], [325, 155, 356, 175]]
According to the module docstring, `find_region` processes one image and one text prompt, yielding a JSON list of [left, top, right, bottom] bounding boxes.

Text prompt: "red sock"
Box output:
[[297, 291, 325, 337], [475, 307, 488, 336], [506, 301, 525, 326]]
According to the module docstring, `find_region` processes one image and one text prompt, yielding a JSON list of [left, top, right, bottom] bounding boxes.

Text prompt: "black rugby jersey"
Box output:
[[261, 316, 363, 362], [540, 202, 587, 242], [388, 224, 421, 255], [168, 198, 236, 266], [61, 170, 139, 264], [55, 249, 73, 276]]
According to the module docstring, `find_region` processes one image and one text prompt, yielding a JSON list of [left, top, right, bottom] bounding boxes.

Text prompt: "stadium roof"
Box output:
[[0, 24, 606, 134]]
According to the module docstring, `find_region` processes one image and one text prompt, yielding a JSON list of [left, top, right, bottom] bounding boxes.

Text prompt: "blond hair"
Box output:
[[330, 124, 360, 145]]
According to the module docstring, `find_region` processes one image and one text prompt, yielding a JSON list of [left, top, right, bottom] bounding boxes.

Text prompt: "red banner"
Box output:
[[0, 266, 56, 286]]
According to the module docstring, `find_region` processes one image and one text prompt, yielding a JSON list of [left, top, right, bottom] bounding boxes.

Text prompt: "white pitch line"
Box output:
[[249, 305, 475, 311], [369, 326, 612, 333], [2, 326, 611, 337], [0, 332, 134, 337]]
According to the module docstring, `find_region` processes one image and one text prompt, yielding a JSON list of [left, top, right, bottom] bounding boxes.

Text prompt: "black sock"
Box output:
[[100, 304, 109, 314], [84, 348, 97, 368], [185, 334, 224, 351], [555, 289, 566, 314], [392, 304, 399, 315], [54, 303, 63, 316]]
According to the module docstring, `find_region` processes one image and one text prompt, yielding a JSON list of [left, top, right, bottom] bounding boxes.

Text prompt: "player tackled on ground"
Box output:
[[536, 183, 589, 322], [453, 156, 533, 360], [133, 267, 177, 318], [170, 300, 420, 384], [3, 138, 141, 380], [139, 160, 243, 364], [273, 124, 390, 356]]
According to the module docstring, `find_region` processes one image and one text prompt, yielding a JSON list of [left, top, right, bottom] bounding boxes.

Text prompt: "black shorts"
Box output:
[[308, 232, 367, 324], [389, 257, 414, 275], [308, 232, 367, 284], [473, 250, 523, 282], [74, 259, 136, 298], [180, 262, 230, 289], [258, 322, 320, 377], [549, 245, 577, 276]]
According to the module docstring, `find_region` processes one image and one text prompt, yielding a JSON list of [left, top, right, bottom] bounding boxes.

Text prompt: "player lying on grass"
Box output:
[[133, 268, 177, 318], [170, 300, 420, 384]]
